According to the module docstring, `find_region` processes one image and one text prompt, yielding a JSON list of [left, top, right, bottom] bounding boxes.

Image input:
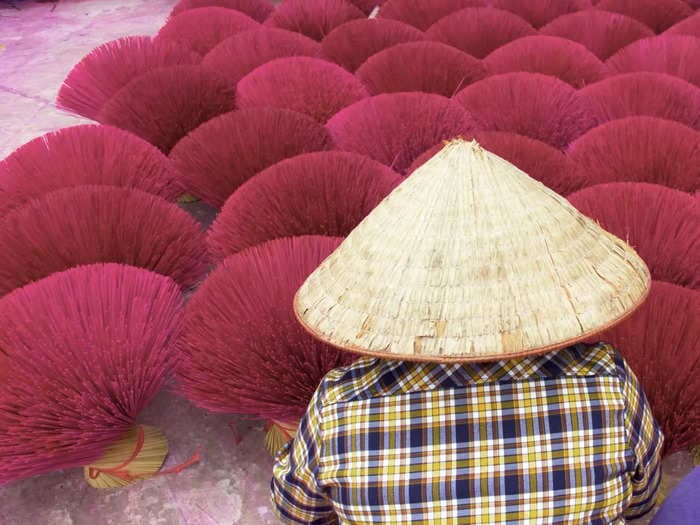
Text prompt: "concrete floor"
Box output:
[[0, 1, 694, 524], [0, 0, 184, 158]]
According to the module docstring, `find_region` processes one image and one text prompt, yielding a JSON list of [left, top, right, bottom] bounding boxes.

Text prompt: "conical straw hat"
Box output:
[[294, 139, 650, 362]]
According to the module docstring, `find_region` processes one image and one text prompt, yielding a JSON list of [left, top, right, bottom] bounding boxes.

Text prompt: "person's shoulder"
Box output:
[[508, 342, 622, 380], [315, 357, 415, 406], [313, 343, 626, 407], [542, 341, 622, 378]]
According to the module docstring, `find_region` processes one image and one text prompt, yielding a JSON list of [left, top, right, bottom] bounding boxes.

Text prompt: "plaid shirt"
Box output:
[[271, 343, 663, 524]]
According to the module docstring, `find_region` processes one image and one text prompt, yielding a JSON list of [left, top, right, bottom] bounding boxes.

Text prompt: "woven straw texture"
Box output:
[[295, 139, 650, 362]]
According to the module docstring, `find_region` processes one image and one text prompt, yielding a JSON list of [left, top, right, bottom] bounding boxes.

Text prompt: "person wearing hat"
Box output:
[[271, 139, 663, 524]]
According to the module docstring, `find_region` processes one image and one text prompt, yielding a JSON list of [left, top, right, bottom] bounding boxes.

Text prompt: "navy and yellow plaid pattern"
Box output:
[[272, 343, 663, 524]]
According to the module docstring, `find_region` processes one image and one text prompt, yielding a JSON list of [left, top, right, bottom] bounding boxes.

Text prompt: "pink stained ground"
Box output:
[[0, 1, 694, 524]]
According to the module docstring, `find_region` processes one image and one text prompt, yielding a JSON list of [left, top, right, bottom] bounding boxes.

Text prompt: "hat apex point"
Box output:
[[441, 136, 484, 154]]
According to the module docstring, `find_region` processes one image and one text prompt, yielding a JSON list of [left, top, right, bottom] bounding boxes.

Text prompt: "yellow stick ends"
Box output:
[[84, 425, 169, 489], [177, 193, 200, 203], [691, 444, 700, 466], [264, 420, 299, 457]]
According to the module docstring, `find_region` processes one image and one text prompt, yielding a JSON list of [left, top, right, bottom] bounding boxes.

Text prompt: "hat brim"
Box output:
[[293, 279, 650, 363]]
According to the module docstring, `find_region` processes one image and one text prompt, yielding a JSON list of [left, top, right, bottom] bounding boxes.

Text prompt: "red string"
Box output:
[[88, 425, 146, 481], [229, 421, 243, 446], [279, 425, 293, 441], [158, 448, 201, 476], [88, 425, 201, 482]]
